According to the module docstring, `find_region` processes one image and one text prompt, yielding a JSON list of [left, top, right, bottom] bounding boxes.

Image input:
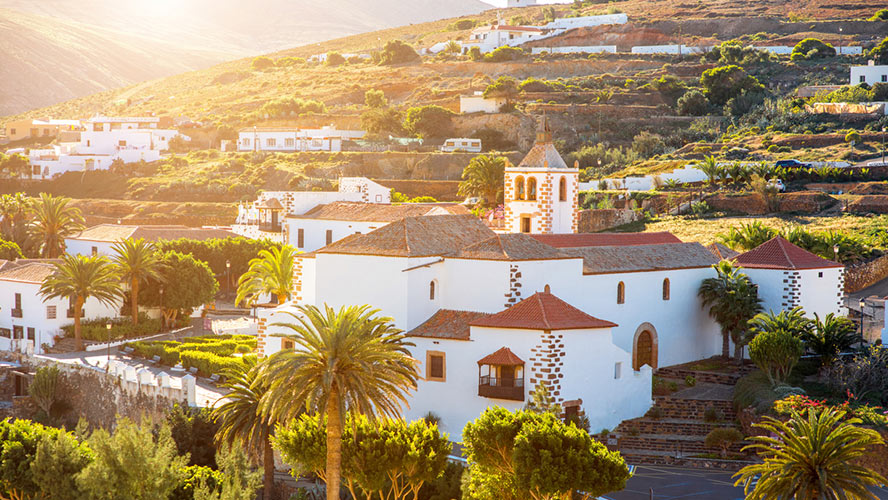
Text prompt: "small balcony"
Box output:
[[258, 221, 282, 233], [478, 376, 524, 402], [11, 308, 22, 318]]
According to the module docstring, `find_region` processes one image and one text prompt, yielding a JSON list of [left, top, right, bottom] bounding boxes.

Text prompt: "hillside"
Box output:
[[0, 0, 491, 115]]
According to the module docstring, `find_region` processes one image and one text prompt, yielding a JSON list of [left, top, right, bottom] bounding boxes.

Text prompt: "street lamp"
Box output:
[[833, 244, 840, 262], [159, 285, 165, 332], [105, 322, 112, 368], [225, 260, 231, 296], [881, 127, 886, 165], [859, 298, 866, 339]]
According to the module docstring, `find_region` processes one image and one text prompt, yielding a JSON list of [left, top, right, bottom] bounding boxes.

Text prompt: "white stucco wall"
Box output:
[[460, 96, 505, 114], [531, 46, 617, 54], [742, 267, 844, 317], [285, 219, 383, 252], [63, 239, 116, 257], [851, 64, 888, 86]]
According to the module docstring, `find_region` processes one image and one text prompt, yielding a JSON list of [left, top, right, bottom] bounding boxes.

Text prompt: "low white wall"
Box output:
[[531, 45, 617, 54], [631, 45, 704, 54]]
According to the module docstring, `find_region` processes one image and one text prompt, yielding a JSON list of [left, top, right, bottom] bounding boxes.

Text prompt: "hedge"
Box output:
[[179, 351, 256, 377], [123, 335, 257, 375], [63, 315, 162, 341]]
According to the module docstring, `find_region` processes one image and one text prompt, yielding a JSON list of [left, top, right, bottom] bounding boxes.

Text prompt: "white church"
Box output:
[[255, 121, 846, 438]]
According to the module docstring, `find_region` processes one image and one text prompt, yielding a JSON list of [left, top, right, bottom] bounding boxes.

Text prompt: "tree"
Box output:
[[139, 251, 218, 329], [76, 417, 188, 500], [0, 153, 29, 178], [235, 245, 297, 306], [483, 46, 523, 62], [364, 89, 388, 109], [734, 408, 886, 499], [361, 107, 405, 137], [462, 407, 630, 500], [748, 307, 812, 339], [457, 154, 506, 207], [251, 56, 274, 71], [700, 65, 765, 106], [631, 131, 666, 158], [806, 313, 860, 366], [870, 8, 888, 20], [28, 365, 59, 418], [0, 419, 91, 498], [325, 52, 345, 66], [378, 40, 420, 65], [748, 328, 803, 386], [871, 36, 888, 65], [652, 75, 687, 106], [112, 238, 162, 325], [467, 46, 482, 61], [259, 304, 418, 500], [28, 193, 85, 258], [0, 239, 23, 260], [698, 260, 762, 361], [403, 105, 455, 139], [704, 427, 743, 458], [718, 221, 777, 251], [790, 38, 836, 61], [0, 193, 31, 251], [30, 428, 93, 500], [39, 254, 122, 351], [212, 356, 275, 498], [445, 40, 461, 54], [697, 156, 722, 187], [749, 173, 779, 212], [483, 76, 519, 108], [846, 129, 862, 145], [192, 446, 262, 500], [677, 90, 710, 116], [167, 404, 219, 469]]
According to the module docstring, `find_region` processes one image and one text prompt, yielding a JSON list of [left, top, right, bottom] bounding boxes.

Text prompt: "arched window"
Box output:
[[515, 176, 525, 200], [527, 177, 537, 201], [429, 280, 437, 300], [617, 282, 625, 304], [559, 176, 567, 202], [662, 278, 670, 301]]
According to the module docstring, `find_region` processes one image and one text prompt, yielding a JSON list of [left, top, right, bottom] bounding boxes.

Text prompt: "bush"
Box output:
[[677, 90, 710, 116], [631, 131, 666, 158], [325, 52, 345, 66], [259, 97, 326, 118], [62, 315, 162, 341], [250, 57, 274, 71], [871, 9, 888, 20], [704, 428, 744, 458], [403, 105, 455, 139], [467, 46, 482, 61], [824, 346, 888, 406], [484, 46, 524, 62], [446, 19, 477, 31], [790, 38, 836, 61], [275, 57, 304, 67], [685, 375, 697, 387], [845, 130, 862, 144], [872, 37, 888, 65], [377, 40, 420, 65], [703, 406, 725, 423], [0, 238, 23, 260], [748, 330, 804, 386], [179, 351, 256, 377], [700, 65, 765, 106], [364, 89, 387, 109], [734, 370, 779, 413]]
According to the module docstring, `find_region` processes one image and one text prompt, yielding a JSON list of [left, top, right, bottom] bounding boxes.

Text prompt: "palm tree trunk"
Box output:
[[325, 387, 342, 500], [722, 330, 730, 359], [263, 435, 275, 500], [74, 296, 84, 351], [131, 278, 139, 325], [277, 293, 287, 305]]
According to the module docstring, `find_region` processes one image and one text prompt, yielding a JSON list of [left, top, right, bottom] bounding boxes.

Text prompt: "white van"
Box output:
[[440, 138, 482, 153]]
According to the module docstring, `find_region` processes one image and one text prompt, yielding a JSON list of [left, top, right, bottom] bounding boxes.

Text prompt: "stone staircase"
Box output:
[[612, 366, 755, 470], [43, 337, 82, 354]]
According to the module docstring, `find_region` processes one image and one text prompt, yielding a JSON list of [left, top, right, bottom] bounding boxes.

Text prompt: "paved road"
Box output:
[[604, 466, 888, 500]]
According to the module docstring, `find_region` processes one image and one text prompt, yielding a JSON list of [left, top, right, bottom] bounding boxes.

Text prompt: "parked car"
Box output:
[[775, 159, 811, 169], [769, 178, 786, 192], [462, 197, 482, 206]]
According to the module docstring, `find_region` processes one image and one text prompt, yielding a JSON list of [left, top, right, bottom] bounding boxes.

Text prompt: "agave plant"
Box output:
[[718, 221, 777, 251]]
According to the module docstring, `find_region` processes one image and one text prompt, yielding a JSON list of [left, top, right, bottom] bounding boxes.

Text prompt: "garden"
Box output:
[[124, 334, 257, 377]]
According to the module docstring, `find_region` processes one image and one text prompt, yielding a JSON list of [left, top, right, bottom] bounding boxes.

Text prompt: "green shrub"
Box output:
[[733, 370, 779, 412], [685, 375, 697, 387], [703, 406, 725, 423], [704, 427, 744, 458], [790, 38, 836, 61], [377, 40, 420, 65], [250, 56, 274, 71], [325, 52, 345, 66], [62, 315, 162, 341], [748, 329, 804, 386], [870, 9, 888, 21], [179, 351, 255, 376], [484, 46, 524, 63]]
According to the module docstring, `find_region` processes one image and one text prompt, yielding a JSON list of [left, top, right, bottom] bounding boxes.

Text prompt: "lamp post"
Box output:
[[838, 28, 843, 55], [881, 127, 886, 165], [159, 285, 165, 332], [105, 322, 112, 368], [859, 298, 866, 339], [225, 260, 231, 297], [833, 244, 840, 262]]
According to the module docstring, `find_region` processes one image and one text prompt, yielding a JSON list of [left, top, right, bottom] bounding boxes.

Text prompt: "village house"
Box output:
[[459, 92, 507, 114], [237, 126, 365, 152], [65, 225, 237, 257], [850, 60, 888, 85], [0, 260, 121, 355], [3, 119, 82, 142], [461, 24, 544, 54]]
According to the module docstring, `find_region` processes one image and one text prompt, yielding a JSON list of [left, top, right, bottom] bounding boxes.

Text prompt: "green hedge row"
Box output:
[[124, 335, 257, 376], [63, 315, 162, 341], [179, 351, 256, 377]]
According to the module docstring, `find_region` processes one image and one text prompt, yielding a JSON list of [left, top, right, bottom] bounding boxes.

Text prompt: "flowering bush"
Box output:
[[773, 395, 825, 415], [773, 393, 888, 428]]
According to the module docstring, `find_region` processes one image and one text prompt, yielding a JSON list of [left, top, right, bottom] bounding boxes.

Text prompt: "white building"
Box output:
[[506, 0, 537, 7], [237, 126, 365, 153], [542, 13, 628, 30], [460, 92, 506, 114], [27, 115, 183, 178], [0, 259, 120, 354], [630, 45, 705, 55], [851, 61, 888, 86], [441, 138, 482, 153], [733, 236, 845, 317], [232, 177, 392, 242], [461, 24, 544, 54], [531, 45, 617, 55], [65, 225, 237, 257]]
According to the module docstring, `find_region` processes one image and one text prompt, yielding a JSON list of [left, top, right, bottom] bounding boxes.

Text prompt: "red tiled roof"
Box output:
[[529, 232, 681, 248], [477, 347, 524, 366], [707, 242, 740, 261], [471, 291, 617, 331], [453, 233, 573, 261], [0, 259, 62, 283], [734, 236, 843, 270], [407, 309, 490, 340], [293, 201, 468, 222], [561, 243, 718, 274], [71, 224, 237, 243]]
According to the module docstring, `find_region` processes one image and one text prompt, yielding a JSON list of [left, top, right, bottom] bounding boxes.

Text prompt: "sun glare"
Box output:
[[133, 0, 180, 18]]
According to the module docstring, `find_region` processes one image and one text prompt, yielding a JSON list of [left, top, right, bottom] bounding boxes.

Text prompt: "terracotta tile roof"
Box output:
[[561, 242, 719, 274], [407, 309, 490, 340], [0, 259, 61, 284], [707, 242, 740, 261], [257, 198, 284, 209], [71, 224, 237, 243], [529, 232, 681, 248], [477, 347, 525, 366], [317, 214, 495, 257], [734, 236, 843, 270], [453, 233, 572, 261], [292, 201, 469, 222], [471, 291, 617, 331], [513, 140, 570, 170]]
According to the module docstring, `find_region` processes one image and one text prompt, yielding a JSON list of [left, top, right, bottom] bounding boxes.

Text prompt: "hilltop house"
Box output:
[[237, 126, 364, 153], [0, 259, 120, 355], [461, 24, 544, 54], [851, 61, 888, 86], [3, 119, 82, 142], [65, 225, 237, 257]]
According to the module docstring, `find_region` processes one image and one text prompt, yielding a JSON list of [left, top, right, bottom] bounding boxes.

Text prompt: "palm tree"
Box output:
[[457, 154, 506, 207], [717, 221, 777, 251], [748, 307, 812, 339], [260, 304, 418, 500], [698, 260, 762, 361], [212, 356, 275, 498], [697, 156, 721, 187], [445, 40, 461, 54], [806, 312, 860, 366], [28, 193, 85, 258], [0, 193, 31, 251], [236, 245, 298, 306], [111, 238, 162, 325], [39, 254, 122, 351], [734, 408, 886, 500]]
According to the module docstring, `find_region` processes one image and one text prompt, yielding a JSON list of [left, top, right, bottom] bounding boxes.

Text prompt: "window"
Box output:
[[242, 138, 251, 146], [429, 280, 436, 300], [27, 328, 34, 341], [614, 362, 622, 379], [0, 328, 9, 339], [818, 272, 823, 278], [515, 176, 525, 200], [860, 75, 866, 83], [91, 246, 98, 256], [13, 293, 22, 317], [9, 128, 15, 136], [375, 194, 382, 202], [43, 129, 50, 136], [617, 282, 625, 304], [281, 339, 295, 350], [297, 229, 304, 248], [662, 278, 670, 301], [13, 326, 23, 340], [266, 138, 276, 147], [118, 140, 127, 147], [86, 140, 91, 147], [426, 351, 446, 381], [33, 165, 40, 176], [30, 128, 38, 137], [285, 137, 295, 147], [520, 216, 531, 233], [527, 177, 537, 201], [46, 306, 56, 319], [325, 230, 333, 245], [882, 74, 887, 82], [559, 176, 567, 202]]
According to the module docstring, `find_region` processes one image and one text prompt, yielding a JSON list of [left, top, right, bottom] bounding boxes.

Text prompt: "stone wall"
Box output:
[[705, 192, 836, 215], [374, 179, 462, 200], [844, 254, 888, 293], [577, 209, 639, 232]]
